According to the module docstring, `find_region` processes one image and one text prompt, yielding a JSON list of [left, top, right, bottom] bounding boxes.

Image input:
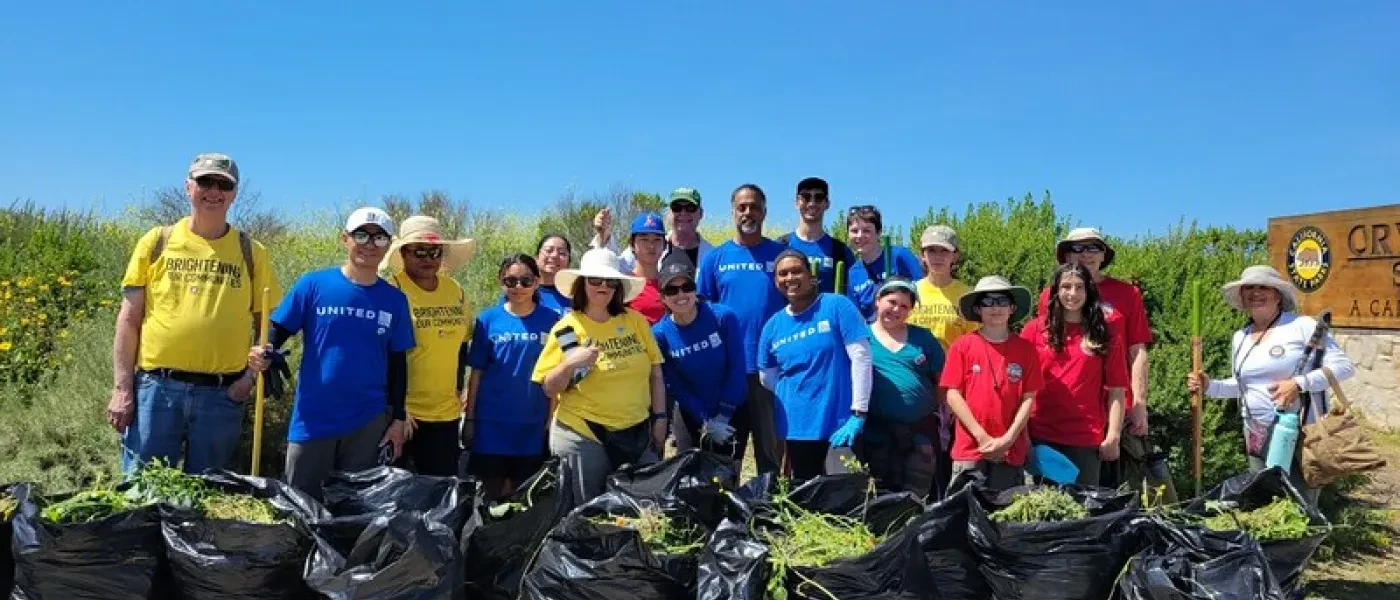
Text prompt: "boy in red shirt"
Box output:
[[939, 275, 1043, 492]]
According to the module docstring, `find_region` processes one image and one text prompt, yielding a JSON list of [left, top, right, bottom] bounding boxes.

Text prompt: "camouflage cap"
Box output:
[[188, 152, 239, 184]]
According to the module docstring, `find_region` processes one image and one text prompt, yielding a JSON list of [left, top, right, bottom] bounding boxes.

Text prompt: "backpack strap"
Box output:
[[148, 225, 174, 271]]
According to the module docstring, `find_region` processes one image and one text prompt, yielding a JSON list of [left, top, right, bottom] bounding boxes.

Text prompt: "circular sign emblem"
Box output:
[[1286, 226, 1331, 292]]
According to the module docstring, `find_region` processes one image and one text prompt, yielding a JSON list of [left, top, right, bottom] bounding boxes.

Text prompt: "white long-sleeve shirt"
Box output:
[[1204, 312, 1355, 425]]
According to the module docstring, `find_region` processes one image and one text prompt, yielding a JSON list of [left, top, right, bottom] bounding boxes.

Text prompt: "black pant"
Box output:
[[733, 375, 782, 475], [398, 418, 461, 477], [786, 440, 830, 481]]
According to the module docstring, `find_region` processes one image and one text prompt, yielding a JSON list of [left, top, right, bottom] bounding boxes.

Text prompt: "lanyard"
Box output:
[[1230, 312, 1281, 419]]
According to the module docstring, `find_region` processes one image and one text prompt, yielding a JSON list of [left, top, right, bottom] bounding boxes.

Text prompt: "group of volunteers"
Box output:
[[106, 152, 1355, 507]]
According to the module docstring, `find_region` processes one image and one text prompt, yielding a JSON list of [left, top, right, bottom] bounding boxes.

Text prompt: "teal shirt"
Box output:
[[868, 325, 944, 437]]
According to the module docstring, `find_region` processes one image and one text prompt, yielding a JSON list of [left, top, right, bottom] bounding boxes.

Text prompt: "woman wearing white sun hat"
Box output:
[[531, 248, 667, 500], [1187, 265, 1354, 506]]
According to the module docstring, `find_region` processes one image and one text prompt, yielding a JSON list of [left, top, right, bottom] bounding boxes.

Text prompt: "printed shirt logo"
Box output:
[[669, 333, 723, 359], [914, 353, 927, 365], [1007, 363, 1024, 384], [1286, 225, 1331, 293], [770, 319, 833, 351], [316, 305, 391, 335], [1269, 345, 1286, 358], [971, 363, 982, 375], [492, 331, 544, 344]]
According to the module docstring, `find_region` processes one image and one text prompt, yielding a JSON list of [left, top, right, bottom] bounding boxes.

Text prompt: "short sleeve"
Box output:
[[697, 250, 718, 301], [1127, 285, 1153, 347], [467, 314, 493, 369], [270, 274, 308, 334], [121, 227, 161, 289], [757, 317, 777, 370], [938, 340, 966, 390], [831, 295, 870, 346], [914, 327, 945, 377], [1035, 287, 1051, 318], [1019, 341, 1044, 394], [390, 292, 416, 352], [532, 318, 569, 383], [250, 241, 283, 313]]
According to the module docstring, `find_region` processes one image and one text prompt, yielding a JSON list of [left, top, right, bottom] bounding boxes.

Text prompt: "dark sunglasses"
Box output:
[[670, 201, 699, 214], [502, 275, 537, 288], [350, 229, 392, 248], [585, 277, 622, 289], [798, 191, 827, 203], [1068, 243, 1105, 254], [662, 281, 697, 296], [405, 246, 444, 260], [194, 175, 236, 192], [977, 294, 1013, 308]]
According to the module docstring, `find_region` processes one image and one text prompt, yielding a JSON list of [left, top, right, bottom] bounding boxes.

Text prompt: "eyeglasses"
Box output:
[[405, 246, 444, 260], [1068, 243, 1105, 254], [798, 191, 827, 203], [194, 176, 235, 192], [670, 201, 699, 214], [977, 294, 1013, 308], [502, 275, 537, 288], [350, 229, 392, 248], [585, 277, 622, 289], [662, 281, 697, 296]]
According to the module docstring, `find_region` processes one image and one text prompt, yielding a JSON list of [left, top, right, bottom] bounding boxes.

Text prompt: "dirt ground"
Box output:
[[1305, 428, 1400, 599]]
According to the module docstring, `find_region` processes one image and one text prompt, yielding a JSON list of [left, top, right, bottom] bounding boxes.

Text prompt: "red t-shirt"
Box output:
[[628, 279, 666, 325], [1037, 276, 1152, 409], [938, 332, 1043, 467], [1020, 312, 1131, 447]]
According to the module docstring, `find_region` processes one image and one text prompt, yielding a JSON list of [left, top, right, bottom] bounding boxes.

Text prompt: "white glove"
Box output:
[[703, 415, 735, 445]]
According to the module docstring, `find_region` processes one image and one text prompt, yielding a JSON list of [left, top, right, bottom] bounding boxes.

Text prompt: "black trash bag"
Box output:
[[9, 484, 166, 600], [305, 510, 467, 600], [697, 472, 933, 600], [915, 487, 989, 600], [1185, 468, 1329, 600], [160, 471, 330, 600], [606, 449, 739, 527], [1115, 517, 1284, 600], [2, 483, 22, 599], [463, 455, 583, 600], [967, 484, 1141, 600], [321, 466, 477, 535], [521, 490, 713, 600]]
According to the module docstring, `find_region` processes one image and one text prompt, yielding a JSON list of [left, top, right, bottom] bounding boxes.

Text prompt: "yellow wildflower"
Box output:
[[24, 296, 36, 304], [0, 341, 11, 352], [37, 313, 48, 322], [56, 275, 72, 287], [16, 277, 31, 288], [58, 329, 69, 339], [38, 284, 50, 292], [19, 318, 30, 325]]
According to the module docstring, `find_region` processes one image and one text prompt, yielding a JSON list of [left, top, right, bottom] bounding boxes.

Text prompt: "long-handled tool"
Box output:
[[1190, 280, 1203, 496], [251, 287, 271, 477]]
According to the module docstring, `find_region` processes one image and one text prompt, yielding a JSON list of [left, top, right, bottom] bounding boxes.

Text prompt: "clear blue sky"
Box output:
[[2, 2, 1396, 239]]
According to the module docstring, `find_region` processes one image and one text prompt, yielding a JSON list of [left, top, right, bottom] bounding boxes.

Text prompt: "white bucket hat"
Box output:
[[1221, 265, 1298, 313], [555, 248, 646, 303], [379, 215, 477, 275], [1056, 227, 1116, 269], [958, 275, 1032, 323]]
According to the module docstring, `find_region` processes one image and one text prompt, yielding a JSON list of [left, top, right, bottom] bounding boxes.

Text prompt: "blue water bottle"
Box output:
[[1265, 412, 1301, 472]]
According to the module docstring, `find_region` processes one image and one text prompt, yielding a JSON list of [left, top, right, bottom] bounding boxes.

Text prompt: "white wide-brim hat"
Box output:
[[380, 215, 477, 275], [555, 248, 646, 303], [1221, 265, 1298, 313], [958, 275, 1033, 323]]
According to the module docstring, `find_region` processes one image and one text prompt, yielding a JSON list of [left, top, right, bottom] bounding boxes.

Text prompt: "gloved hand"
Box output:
[[261, 347, 292, 400], [828, 414, 866, 448], [702, 415, 735, 445]]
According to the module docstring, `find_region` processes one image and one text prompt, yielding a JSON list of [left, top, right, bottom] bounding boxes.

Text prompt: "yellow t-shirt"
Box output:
[[391, 273, 472, 423], [121, 218, 280, 374], [908, 278, 979, 351], [531, 309, 663, 441]]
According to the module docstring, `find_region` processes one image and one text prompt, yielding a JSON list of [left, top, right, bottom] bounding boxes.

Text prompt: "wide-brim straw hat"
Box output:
[[1055, 227, 1116, 269], [380, 215, 477, 275], [1221, 265, 1298, 313], [958, 275, 1033, 323], [555, 248, 646, 303]]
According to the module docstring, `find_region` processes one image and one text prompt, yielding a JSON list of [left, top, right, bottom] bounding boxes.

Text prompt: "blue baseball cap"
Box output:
[[630, 211, 666, 237]]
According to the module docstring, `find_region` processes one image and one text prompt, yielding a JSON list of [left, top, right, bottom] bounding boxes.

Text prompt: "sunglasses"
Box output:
[[662, 281, 697, 296], [194, 175, 236, 192], [1068, 243, 1105, 254], [670, 201, 699, 214], [502, 275, 537, 288], [977, 294, 1014, 308], [798, 191, 827, 203], [585, 277, 622, 289], [350, 229, 392, 248], [405, 246, 444, 260]]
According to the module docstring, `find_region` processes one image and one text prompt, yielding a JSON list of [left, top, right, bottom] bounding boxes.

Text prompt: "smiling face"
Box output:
[[342, 225, 392, 269], [1240, 284, 1281, 317], [536, 236, 570, 277], [795, 188, 828, 225], [585, 276, 621, 307], [185, 175, 236, 219], [500, 262, 538, 304], [774, 256, 815, 303], [660, 275, 698, 314], [1065, 241, 1106, 276], [847, 218, 878, 255], [1056, 271, 1088, 314], [732, 189, 766, 236], [670, 201, 702, 234], [974, 292, 1015, 328], [876, 290, 914, 328]]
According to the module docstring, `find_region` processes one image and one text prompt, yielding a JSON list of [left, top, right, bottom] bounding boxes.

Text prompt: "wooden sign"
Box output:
[[1268, 205, 1400, 330]]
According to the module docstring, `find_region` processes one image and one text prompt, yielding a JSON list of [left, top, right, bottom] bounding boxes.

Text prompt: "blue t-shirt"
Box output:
[[272, 267, 416, 442], [497, 285, 569, 316], [869, 324, 944, 428], [697, 239, 787, 373], [467, 304, 560, 453], [652, 302, 748, 422], [850, 246, 925, 321], [780, 232, 860, 295], [758, 293, 870, 441]]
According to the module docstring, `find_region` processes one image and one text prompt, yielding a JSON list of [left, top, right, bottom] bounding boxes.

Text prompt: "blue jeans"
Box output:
[[120, 371, 244, 475]]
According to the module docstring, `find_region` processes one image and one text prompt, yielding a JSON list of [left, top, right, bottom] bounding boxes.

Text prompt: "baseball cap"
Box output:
[[657, 250, 697, 289], [796, 177, 829, 194], [188, 152, 239, 184], [344, 207, 395, 235], [669, 187, 701, 208], [920, 225, 959, 251], [630, 211, 666, 237]]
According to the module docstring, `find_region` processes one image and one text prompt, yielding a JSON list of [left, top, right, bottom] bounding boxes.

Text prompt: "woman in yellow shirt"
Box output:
[[381, 216, 476, 477], [532, 248, 666, 500]]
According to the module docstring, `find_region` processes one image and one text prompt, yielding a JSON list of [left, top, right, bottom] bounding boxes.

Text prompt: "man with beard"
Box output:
[[590, 187, 715, 273], [696, 184, 787, 474]]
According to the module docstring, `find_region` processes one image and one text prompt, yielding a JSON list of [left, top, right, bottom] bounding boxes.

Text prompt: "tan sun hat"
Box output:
[[380, 215, 477, 275], [1221, 265, 1298, 313], [957, 275, 1032, 323], [555, 248, 646, 303], [1055, 227, 1116, 269]]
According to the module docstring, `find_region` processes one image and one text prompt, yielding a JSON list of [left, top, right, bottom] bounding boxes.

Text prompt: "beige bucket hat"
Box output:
[[958, 275, 1033, 323], [1221, 265, 1298, 313], [1055, 227, 1116, 269], [380, 215, 477, 275], [555, 248, 646, 303]]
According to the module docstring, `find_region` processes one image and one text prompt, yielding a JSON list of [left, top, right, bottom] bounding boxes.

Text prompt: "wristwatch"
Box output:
[[650, 412, 669, 422]]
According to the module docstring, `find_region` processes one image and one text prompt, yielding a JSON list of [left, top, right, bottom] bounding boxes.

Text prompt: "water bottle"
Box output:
[[1265, 412, 1301, 472]]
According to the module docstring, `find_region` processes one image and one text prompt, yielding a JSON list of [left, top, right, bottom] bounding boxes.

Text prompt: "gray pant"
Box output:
[[742, 374, 783, 475], [1034, 440, 1102, 486], [950, 460, 1027, 493], [549, 421, 658, 501], [1247, 455, 1321, 507], [286, 413, 388, 501]]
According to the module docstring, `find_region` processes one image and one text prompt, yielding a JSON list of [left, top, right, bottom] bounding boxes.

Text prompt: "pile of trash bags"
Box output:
[[0, 456, 1330, 599]]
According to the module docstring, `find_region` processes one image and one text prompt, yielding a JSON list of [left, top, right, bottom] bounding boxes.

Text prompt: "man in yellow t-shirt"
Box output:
[[107, 153, 280, 476], [381, 215, 476, 477]]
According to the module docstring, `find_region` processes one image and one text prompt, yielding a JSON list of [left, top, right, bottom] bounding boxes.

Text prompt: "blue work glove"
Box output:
[[828, 415, 866, 448]]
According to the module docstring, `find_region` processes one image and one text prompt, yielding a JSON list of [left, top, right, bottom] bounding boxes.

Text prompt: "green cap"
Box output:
[[668, 187, 701, 207]]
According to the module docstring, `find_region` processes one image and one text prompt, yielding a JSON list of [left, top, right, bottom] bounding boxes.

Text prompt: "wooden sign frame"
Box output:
[[1268, 205, 1400, 330]]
